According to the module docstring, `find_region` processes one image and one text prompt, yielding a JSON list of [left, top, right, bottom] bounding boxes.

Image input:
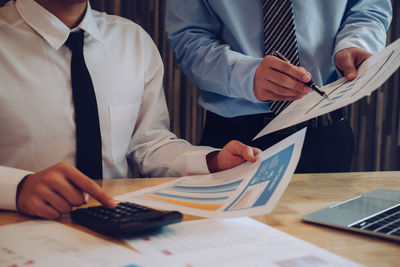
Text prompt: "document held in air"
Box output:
[[117, 129, 306, 218], [254, 38, 400, 140]]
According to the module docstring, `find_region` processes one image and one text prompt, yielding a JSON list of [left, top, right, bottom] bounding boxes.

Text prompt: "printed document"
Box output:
[[124, 217, 361, 267], [117, 128, 306, 218], [255, 38, 400, 140], [0, 220, 156, 267]]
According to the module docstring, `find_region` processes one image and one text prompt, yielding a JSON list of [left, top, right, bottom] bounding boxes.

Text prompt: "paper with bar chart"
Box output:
[[116, 128, 305, 218], [254, 38, 400, 140]]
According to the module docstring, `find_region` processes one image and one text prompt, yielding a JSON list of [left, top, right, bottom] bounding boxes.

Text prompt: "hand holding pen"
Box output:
[[272, 51, 329, 100], [253, 51, 321, 102]]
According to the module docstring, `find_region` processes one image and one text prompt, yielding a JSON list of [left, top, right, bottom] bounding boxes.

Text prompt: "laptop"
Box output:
[[302, 189, 400, 242]]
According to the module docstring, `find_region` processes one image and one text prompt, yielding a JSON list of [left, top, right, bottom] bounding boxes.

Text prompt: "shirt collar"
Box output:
[[15, 0, 104, 50]]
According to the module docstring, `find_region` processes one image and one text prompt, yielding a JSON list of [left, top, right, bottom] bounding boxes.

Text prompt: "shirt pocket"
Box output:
[[109, 101, 141, 163]]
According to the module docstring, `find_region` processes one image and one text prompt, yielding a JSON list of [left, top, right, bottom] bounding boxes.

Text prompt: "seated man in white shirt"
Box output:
[[0, 0, 260, 220]]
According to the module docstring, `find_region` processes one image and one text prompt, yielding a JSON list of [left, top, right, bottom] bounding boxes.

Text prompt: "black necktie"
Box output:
[[65, 30, 103, 179], [263, 0, 300, 114]]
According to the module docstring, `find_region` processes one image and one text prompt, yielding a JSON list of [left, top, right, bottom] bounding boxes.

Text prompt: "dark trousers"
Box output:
[[199, 110, 354, 173]]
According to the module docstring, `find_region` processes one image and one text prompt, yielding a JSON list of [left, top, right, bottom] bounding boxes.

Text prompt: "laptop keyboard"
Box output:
[[351, 205, 400, 236]]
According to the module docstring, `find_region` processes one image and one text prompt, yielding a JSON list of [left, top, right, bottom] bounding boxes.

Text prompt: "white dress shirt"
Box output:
[[0, 0, 214, 210]]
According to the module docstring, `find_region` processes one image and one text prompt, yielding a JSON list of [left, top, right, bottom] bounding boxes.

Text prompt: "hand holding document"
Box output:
[[255, 38, 400, 140], [117, 128, 306, 218]]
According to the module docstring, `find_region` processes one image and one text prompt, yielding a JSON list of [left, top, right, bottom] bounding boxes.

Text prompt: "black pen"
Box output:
[[272, 51, 329, 100]]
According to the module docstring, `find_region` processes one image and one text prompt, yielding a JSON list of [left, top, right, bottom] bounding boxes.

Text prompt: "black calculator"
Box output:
[[71, 202, 183, 236]]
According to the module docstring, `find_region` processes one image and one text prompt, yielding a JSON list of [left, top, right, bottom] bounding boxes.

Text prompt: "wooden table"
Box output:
[[1, 171, 399, 266]]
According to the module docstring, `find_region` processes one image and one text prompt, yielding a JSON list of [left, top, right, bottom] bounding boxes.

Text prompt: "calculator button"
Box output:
[[71, 202, 183, 236]]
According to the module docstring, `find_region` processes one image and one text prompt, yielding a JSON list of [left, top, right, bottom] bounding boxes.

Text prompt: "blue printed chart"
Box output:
[[117, 129, 306, 218], [255, 38, 400, 139], [225, 145, 293, 211]]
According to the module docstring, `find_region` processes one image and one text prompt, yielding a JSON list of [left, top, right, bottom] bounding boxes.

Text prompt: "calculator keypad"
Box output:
[[70, 202, 183, 236]]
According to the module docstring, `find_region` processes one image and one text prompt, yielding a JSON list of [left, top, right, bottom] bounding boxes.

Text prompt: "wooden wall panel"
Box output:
[[345, 0, 400, 171]]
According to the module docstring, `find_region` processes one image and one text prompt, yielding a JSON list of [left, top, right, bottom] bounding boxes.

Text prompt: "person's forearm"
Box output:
[[166, 0, 262, 103], [334, 0, 392, 55]]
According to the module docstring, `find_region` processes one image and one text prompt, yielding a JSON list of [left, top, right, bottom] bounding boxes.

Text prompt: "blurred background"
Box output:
[[2, 0, 399, 172]]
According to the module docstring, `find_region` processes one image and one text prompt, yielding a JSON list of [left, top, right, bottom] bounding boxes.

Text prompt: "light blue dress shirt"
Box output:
[[166, 0, 392, 118]]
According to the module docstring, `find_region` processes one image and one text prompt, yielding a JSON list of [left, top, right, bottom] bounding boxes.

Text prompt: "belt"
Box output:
[[228, 112, 306, 134]]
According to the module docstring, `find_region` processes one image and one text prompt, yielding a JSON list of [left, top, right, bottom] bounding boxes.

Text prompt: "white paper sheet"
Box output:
[[116, 128, 306, 218], [0, 221, 155, 267], [254, 38, 400, 140], [124, 217, 361, 267]]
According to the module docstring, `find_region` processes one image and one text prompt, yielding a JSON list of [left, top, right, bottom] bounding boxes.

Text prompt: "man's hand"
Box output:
[[253, 55, 311, 101], [207, 141, 261, 173], [17, 162, 116, 220], [334, 48, 372, 81]]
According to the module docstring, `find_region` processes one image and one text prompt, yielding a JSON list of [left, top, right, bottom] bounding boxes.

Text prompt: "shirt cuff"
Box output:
[[0, 166, 33, 211], [174, 147, 220, 176], [333, 39, 369, 57], [229, 56, 264, 103]]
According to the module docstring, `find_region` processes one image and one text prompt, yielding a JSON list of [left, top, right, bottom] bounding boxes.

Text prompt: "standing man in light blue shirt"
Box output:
[[166, 0, 392, 173]]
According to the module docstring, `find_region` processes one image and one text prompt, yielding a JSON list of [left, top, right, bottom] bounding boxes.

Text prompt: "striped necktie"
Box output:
[[262, 0, 300, 115]]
